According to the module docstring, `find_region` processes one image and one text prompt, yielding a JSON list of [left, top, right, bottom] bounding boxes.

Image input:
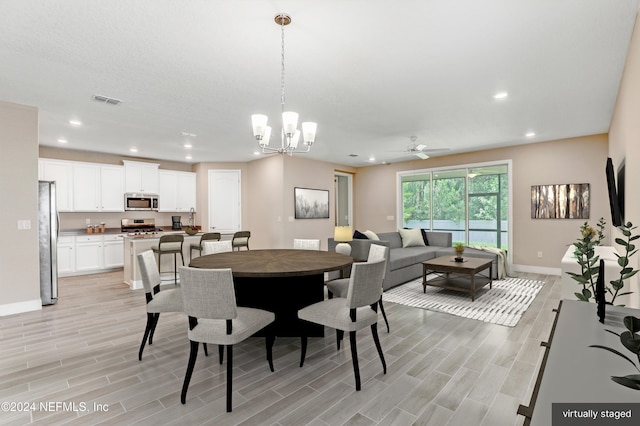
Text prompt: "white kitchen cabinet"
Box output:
[[73, 164, 124, 212], [103, 235, 125, 268], [75, 235, 104, 272], [39, 159, 74, 211], [123, 160, 159, 193], [57, 236, 75, 275], [158, 170, 196, 212]]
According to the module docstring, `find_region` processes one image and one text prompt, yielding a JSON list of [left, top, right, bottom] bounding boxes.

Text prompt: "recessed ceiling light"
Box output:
[[57, 138, 68, 144], [493, 92, 508, 100], [254, 151, 261, 156], [184, 143, 192, 148], [525, 132, 536, 137], [69, 119, 82, 126], [129, 147, 138, 153], [368, 156, 376, 162], [185, 155, 192, 160]]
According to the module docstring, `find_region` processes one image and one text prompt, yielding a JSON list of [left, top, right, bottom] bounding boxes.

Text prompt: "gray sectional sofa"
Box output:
[[328, 231, 499, 291]]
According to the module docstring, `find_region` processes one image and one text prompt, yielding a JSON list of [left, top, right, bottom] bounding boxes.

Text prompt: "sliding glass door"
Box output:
[[399, 162, 510, 249]]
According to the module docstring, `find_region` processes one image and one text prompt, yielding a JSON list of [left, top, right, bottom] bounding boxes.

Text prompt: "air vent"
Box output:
[[348, 154, 359, 157], [92, 94, 122, 105]]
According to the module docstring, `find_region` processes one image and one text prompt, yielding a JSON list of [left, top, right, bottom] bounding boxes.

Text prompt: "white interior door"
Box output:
[[208, 170, 241, 234]]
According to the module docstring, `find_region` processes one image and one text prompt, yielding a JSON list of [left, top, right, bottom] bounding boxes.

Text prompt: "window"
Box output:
[[399, 162, 509, 249]]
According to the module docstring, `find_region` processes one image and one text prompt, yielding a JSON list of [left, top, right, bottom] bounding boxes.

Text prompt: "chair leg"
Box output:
[[266, 335, 275, 372], [371, 323, 387, 375], [173, 253, 177, 285], [138, 312, 154, 360], [219, 345, 224, 364], [379, 298, 390, 333], [299, 336, 307, 367], [349, 331, 361, 391], [226, 345, 233, 412], [180, 340, 199, 404], [148, 313, 160, 345], [202, 343, 209, 356], [336, 330, 344, 350]]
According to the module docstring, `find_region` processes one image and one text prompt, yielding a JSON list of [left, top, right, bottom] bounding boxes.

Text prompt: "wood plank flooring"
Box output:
[[0, 271, 561, 425]]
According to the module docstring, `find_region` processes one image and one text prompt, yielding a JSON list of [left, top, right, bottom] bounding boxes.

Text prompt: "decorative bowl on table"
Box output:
[[184, 227, 199, 236]]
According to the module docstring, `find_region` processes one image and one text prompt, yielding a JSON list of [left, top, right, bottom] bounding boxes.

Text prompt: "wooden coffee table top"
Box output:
[[422, 256, 492, 273], [189, 249, 353, 278]]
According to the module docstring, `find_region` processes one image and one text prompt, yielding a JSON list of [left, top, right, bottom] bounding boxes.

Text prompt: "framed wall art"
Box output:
[[531, 183, 590, 219], [294, 187, 330, 219]]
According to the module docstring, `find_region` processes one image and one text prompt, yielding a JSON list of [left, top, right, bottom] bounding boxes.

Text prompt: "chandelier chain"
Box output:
[[280, 18, 286, 115]]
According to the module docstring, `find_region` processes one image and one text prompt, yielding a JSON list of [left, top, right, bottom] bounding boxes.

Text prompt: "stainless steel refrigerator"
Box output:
[[39, 180, 58, 305]]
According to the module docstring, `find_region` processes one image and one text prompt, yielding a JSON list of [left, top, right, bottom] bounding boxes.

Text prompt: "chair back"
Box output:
[[179, 267, 237, 320], [158, 234, 184, 251], [200, 232, 221, 244], [293, 239, 321, 250], [138, 250, 161, 293], [345, 259, 386, 309], [367, 244, 388, 279], [202, 240, 233, 255], [232, 231, 251, 249]]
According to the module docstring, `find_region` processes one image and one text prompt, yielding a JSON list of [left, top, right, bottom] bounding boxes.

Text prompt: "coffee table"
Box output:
[[421, 256, 493, 301]]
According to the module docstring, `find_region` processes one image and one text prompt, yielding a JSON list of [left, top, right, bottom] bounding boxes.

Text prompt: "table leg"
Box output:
[[489, 264, 493, 289], [422, 264, 428, 293], [470, 272, 476, 302]]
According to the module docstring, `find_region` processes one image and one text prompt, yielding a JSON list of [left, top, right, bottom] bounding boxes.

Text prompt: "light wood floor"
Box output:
[[0, 270, 561, 425]]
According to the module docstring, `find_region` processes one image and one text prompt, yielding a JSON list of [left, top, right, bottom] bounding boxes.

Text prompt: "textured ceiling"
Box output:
[[0, 0, 638, 166]]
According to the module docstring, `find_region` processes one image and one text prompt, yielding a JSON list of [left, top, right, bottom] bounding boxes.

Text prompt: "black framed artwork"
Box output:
[[294, 187, 330, 219]]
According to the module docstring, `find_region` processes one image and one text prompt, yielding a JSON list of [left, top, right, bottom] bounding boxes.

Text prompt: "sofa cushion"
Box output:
[[377, 232, 403, 249], [389, 246, 439, 270], [353, 230, 368, 239], [398, 228, 426, 248], [363, 230, 380, 240]]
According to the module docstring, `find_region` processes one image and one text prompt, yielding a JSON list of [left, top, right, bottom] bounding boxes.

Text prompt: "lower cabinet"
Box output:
[[58, 234, 125, 276]]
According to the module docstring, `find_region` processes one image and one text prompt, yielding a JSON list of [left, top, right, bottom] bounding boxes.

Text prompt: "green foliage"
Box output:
[[567, 219, 638, 305], [590, 315, 640, 391]]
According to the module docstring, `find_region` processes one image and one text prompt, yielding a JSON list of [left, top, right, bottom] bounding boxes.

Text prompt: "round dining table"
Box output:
[[189, 249, 353, 337]]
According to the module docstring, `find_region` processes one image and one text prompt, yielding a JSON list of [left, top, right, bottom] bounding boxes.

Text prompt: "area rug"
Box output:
[[382, 276, 545, 326]]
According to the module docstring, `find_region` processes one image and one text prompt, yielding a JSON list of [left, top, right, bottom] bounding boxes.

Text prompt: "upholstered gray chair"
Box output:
[[178, 266, 275, 412], [190, 232, 221, 260], [201, 240, 233, 255], [326, 244, 390, 333], [151, 234, 184, 284], [298, 259, 387, 391], [137, 250, 184, 360], [293, 238, 321, 250], [231, 231, 251, 251]]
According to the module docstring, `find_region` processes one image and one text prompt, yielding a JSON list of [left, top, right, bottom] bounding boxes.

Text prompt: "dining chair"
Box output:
[[293, 238, 321, 250], [202, 240, 233, 255], [151, 234, 184, 284], [326, 244, 390, 333], [298, 259, 387, 391], [190, 232, 221, 260], [178, 266, 276, 412], [231, 231, 251, 251], [137, 250, 184, 360]]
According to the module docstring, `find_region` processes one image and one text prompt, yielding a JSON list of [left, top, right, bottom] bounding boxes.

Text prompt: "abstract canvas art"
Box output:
[[531, 183, 590, 219], [294, 187, 330, 219]]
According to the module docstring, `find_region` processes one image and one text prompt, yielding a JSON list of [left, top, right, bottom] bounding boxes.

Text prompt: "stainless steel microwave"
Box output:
[[124, 193, 159, 211]]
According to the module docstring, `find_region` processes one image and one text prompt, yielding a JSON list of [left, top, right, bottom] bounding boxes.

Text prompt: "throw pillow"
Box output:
[[363, 230, 380, 240], [398, 228, 426, 248], [353, 230, 369, 239], [420, 229, 430, 246]]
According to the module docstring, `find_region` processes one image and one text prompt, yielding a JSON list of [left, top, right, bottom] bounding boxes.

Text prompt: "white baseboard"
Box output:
[[511, 264, 561, 276], [0, 299, 42, 316]]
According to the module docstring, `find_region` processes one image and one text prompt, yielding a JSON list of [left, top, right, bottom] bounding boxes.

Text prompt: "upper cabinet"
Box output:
[[73, 163, 124, 212], [158, 170, 196, 212], [123, 160, 159, 193], [39, 159, 74, 211]]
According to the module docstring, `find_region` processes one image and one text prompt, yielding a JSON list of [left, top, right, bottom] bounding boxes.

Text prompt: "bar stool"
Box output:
[[152, 234, 184, 284], [232, 231, 251, 251], [189, 232, 221, 261]]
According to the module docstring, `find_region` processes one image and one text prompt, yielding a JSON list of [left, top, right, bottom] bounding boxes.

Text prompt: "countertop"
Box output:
[[59, 226, 204, 237]]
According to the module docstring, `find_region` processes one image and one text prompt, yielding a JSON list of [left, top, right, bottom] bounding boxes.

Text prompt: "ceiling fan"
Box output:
[[392, 136, 450, 159]]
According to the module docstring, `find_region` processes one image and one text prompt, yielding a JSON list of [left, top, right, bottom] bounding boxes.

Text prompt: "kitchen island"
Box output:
[[123, 232, 231, 289]]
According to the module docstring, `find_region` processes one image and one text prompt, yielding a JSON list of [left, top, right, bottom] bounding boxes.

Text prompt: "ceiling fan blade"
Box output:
[[415, 144, 427, 151], [414, 152, 429, 159]]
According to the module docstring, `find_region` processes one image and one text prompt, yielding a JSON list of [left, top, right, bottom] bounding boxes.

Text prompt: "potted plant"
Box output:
[[567, 218, 639, 305], [454, 243, 465, 262]]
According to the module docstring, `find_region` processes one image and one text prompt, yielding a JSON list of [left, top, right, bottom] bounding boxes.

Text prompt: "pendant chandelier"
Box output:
[[251, 14, 317, 155]]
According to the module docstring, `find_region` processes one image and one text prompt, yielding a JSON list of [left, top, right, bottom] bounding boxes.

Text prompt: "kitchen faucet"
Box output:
[[188, 207, 195, 227]]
